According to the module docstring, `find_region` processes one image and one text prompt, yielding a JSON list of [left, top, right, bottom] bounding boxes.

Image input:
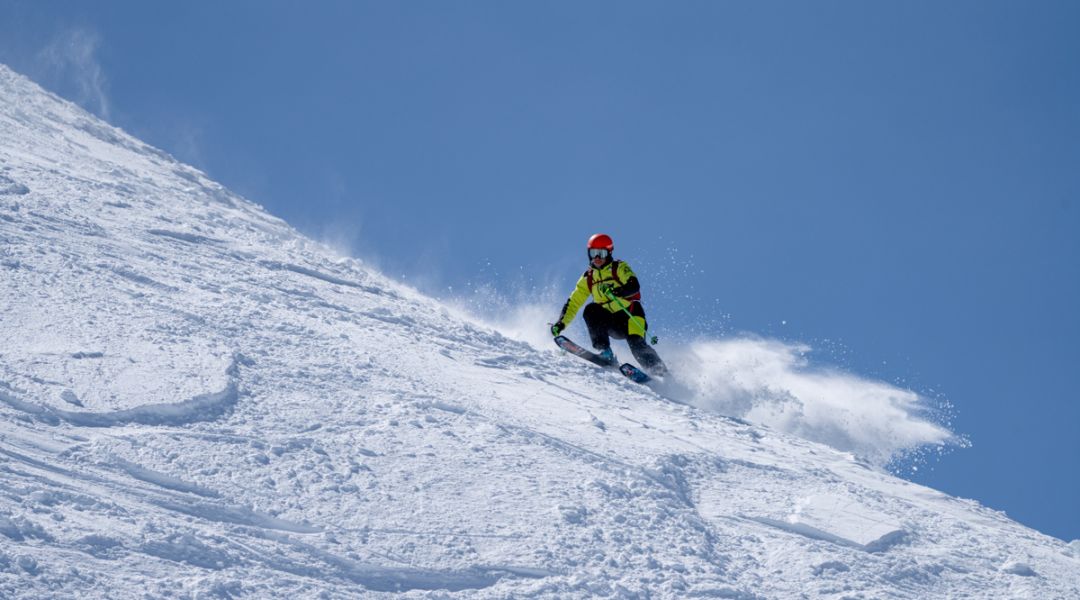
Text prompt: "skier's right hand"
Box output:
[[550, 322, 565, 337]]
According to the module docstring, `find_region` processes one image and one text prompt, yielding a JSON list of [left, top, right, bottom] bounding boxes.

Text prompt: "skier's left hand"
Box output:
[[550, 322, 565, 336], [598, 283, 614, 297]]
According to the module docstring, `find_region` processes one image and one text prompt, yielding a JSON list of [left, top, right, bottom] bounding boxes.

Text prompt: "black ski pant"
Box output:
[[582, 302, 666, 373]]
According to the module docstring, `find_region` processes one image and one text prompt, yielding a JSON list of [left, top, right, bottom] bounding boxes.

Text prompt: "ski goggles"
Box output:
[[588, 248, 610, 260]]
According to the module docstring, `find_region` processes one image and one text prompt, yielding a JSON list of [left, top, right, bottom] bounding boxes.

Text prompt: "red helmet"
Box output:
[[587, 233, 614, 252], [587, 233, 614, 266]]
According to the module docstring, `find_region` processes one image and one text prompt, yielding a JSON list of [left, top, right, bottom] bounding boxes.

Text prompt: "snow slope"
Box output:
[[0, 64, 1077, 598]]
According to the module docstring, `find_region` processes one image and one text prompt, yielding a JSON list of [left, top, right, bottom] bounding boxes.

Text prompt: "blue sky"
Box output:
[[2, 1, 1077, 541]]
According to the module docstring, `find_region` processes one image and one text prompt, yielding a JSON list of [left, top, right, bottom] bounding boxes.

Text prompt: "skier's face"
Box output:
[[589, 248, 610, 268]]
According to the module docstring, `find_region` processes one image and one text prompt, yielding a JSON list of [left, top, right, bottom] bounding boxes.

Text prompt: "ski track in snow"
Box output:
[[0, 63, 1078, 598]]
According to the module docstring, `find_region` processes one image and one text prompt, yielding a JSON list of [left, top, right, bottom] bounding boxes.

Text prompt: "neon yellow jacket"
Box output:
[[556, 260, 647, 336]]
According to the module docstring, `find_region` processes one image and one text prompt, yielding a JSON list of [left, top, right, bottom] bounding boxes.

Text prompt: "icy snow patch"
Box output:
[[1000, 560, 1038, 577], [751, 493, 907, 552]]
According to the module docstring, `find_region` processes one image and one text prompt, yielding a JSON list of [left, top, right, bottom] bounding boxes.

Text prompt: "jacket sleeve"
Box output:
[[612, 261, 640, 298], [557, 273, 592, 326]]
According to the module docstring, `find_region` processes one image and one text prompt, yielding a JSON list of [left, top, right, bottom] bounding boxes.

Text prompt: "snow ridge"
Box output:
[[1, 62, 1078, 598], [0, 355, 241, 428]]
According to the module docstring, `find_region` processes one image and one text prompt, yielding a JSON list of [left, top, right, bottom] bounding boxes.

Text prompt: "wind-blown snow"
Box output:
[[470, 297, 955, 467], [666, 339, 956, 465], [1, 63, 1078, 598]]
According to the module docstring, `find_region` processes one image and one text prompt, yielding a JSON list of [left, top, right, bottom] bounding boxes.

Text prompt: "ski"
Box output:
[[554, 335, 614, 367], [554, 335, 652, 384]]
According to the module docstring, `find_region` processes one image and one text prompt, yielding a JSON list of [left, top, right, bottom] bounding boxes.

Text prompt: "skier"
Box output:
[[550, 233, 668, 377]]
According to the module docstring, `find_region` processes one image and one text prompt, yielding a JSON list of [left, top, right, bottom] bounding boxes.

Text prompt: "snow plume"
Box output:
[[470, 292, 959, 467], [36, 28, 111, 120], [449, 280, 568, 351], [663, 338, 960, 467]]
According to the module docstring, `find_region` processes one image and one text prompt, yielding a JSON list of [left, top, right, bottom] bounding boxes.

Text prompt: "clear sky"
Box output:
[[2, 1, 1077, 541]]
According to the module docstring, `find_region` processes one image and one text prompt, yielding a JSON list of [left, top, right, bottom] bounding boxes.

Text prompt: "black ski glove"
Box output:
[[551, 322, 565, 336], [604, 277, 640, 299]]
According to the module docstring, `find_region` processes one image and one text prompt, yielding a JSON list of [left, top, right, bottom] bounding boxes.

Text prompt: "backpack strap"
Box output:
[[587, 260, 623, 296]]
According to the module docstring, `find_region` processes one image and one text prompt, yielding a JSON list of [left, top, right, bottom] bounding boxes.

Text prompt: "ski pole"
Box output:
[[602, 289, 659, 345]]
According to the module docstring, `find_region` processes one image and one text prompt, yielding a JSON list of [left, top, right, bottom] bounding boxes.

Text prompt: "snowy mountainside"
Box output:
[[0, 64, 1078, 599]]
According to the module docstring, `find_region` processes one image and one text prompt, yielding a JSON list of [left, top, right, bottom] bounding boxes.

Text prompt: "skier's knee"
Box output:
[[627, 335, 648, 349], [583, 303, 605, 324]]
